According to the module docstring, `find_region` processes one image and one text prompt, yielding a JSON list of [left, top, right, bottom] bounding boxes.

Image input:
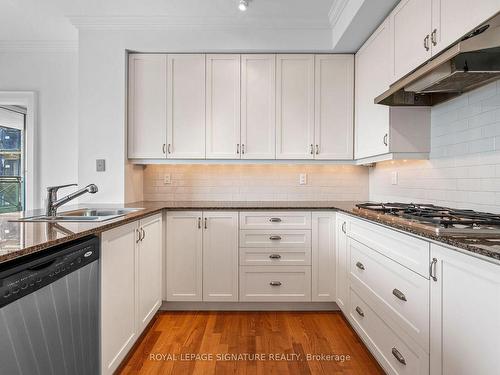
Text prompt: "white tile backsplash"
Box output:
[[143, 164, 369, 202], [370, 80, 500, 213]]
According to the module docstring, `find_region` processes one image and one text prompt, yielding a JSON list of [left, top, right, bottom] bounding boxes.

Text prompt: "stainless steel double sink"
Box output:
[[15, 208, 143, 222]]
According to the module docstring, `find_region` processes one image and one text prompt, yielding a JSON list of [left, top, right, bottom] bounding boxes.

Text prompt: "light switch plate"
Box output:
[[391, 171, 398, 185], [96, 159, 106, 172]]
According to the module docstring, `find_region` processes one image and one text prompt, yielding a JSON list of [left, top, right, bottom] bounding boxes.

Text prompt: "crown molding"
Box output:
[[68, 15, 331, 31], [0, 40, 78, 52], [328, 0, 350, 28]]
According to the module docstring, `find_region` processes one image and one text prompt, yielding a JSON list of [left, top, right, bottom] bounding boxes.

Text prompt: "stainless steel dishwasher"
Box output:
[[0, 236, 100, 375]]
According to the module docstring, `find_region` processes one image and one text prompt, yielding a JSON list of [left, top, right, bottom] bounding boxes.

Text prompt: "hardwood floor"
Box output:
[[118, 311, 384, 375]]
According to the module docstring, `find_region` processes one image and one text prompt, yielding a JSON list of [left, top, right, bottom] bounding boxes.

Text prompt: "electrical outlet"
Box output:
[[391, 171, 399, 185], [299, 173, 307, 185], [164, 174, 172, 184]]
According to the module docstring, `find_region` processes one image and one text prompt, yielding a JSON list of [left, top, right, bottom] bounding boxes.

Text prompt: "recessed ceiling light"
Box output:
[[239, 0, 249, 11]]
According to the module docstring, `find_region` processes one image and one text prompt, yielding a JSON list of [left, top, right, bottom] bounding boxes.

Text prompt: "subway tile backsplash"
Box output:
[[144, 164, 369, 201], [370, 80, 500, 213]]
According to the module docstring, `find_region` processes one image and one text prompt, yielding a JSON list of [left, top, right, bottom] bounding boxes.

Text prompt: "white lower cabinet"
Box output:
[[311, 212, 336, 301], [430, 244, 500, 375], [203, 211, 239, 302], [166, 211, 203, 301], [335, 214, 349, 313], [166, 211, 239, 302], [101, 214, 163, 375]]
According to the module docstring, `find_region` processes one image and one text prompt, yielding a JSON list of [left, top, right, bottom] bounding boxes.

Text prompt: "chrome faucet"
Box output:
[[46, 183, 98, 217]]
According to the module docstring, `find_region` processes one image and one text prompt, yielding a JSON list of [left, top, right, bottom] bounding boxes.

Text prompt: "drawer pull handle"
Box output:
[[269, 254, 282, 259], [269, 235, 282, 240], [392, 347, 406, 365], [355, 306, 364, 317], [392, 288, 407, 302], [269, 218, 282, 223], [430, 258, 438, 282], [356, 261, 365, 270], [270, 281, 282, 286]]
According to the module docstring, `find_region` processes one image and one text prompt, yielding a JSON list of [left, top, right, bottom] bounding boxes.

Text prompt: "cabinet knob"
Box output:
[[356, 261, 365, 270], [269, 254, 282, 259], [269, 235, 282, 241], [355, 306, 364, 317], [392, 288, 407, 302], [392, 347, 406, 365], [269, 281, 282, 286]]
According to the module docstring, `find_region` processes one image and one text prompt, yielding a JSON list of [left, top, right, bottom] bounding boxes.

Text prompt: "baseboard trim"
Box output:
[[160, 301, 339, 311]]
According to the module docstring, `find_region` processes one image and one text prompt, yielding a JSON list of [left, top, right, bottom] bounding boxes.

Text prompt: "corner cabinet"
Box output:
[[430, 244, 500, 375], [101, 214, 163, 375], [355, 18, 431, 163], [128, 54, 167, 159]]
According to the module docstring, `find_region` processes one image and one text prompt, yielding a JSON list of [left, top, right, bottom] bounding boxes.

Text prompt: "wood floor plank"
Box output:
[[118, 311, 385, 375]]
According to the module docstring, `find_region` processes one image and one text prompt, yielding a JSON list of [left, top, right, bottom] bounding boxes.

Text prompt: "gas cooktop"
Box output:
[[355, 202, 500, 238]]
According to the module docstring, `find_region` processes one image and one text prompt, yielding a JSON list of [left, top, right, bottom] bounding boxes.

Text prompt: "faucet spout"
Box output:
[[46, 184, 98, 217]]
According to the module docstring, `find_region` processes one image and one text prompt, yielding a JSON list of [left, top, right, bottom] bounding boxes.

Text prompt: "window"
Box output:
[[0, 106, 25, 213]]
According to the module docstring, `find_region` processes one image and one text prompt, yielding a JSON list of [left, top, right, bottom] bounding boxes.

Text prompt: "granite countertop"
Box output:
[[0, 200, 498, 265]]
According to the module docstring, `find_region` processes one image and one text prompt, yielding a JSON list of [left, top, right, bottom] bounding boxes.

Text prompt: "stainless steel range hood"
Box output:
[[376, 12, 500, 106]]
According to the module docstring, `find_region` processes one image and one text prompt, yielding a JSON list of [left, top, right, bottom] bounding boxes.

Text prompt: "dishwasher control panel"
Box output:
[[0, 236, 99, 308]]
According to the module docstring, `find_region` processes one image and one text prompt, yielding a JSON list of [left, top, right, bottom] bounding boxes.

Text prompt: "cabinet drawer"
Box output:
[[348, 217, 430, 277], [239, 230, 311, 248], [349, 288, 429, 375], [239, 266, 311, 302], [240, 247, 311, 266], [240, 211, 311, 230], [350, 239, 429, 351]]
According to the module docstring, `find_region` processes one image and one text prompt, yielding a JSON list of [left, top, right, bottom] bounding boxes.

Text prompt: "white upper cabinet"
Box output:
[[206, 54, 241, 159], [276, 54, 315, 159], [391, 0, 432, 82], [128, 54, 167, 159], [431, 0, 500, 55], [314, 55, 354, 160], [167, 54, 205, 159], [241, 54, 276, 159], [355, 19, 391, 160], [430, 244, 500, 375], [202, 211, 239, 302]]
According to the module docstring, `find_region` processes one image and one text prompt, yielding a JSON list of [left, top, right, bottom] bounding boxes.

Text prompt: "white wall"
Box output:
[[0, 49, 78, 208], [370, 80, 500, 213], [77, 28, 333, 204]]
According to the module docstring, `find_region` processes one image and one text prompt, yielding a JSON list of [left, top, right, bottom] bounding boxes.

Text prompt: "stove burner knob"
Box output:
[[21, 283, 28, 290]]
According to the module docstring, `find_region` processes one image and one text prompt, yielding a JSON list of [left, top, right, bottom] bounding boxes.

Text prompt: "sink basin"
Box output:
[[13, 208, 143, 222]]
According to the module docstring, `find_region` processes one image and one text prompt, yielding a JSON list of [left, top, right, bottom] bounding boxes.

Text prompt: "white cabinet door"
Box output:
[[167, 54, 205, 159], [128, 54, 167, 159], [314, 55, 353, 160], [391, 0, 432, 82], [166, 211, 203, 301], [276, 54, 315, 159], [101, 222, 138, 375], [137, 214, 163, 333], [311, 212, 336, 301], [202, 211, 239, 301], [431, 0, 500, 55], [241, 54, 276, 159], [335, 215, 349, 313], [430, 245, 500, 375], [355, 19, 391, 159], [206, 54, 241, 159]]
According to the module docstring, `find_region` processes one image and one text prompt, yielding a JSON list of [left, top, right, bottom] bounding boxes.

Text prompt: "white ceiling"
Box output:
[[0, 0, 398, 52]]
